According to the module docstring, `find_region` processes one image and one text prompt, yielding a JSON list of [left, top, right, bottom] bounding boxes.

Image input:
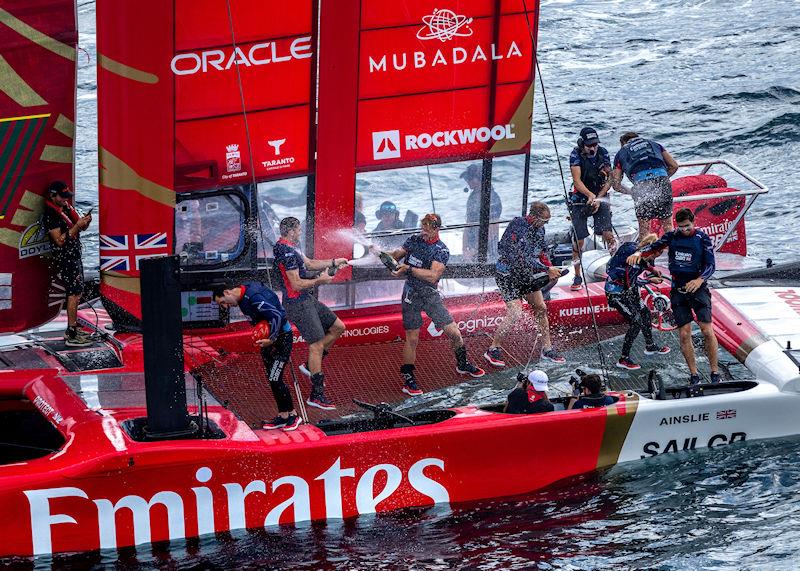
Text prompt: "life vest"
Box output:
[[576, 146, 607, 195], [45, 199, 80, 227], [617, 138, 666, 178]]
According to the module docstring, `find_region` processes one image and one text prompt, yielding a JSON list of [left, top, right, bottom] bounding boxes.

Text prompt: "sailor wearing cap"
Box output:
[[568, 127, 616, 291], [383, 213, 485, 396], [611, 131, 679, 240], [461, 163, 503, 262], [43, 181, 93, 347], [504, 370, 555, 414]]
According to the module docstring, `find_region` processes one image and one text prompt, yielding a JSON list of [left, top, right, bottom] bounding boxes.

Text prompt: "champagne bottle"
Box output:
[[379, 251, 399, 272], [326, 263, 338, 276]]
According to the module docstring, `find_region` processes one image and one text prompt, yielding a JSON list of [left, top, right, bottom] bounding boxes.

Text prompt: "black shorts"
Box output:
[[569, 202, 613, 241], [671, 285, 712, 327], [50, 254, 84, 296], [632, 177, 673, 221], [496, 271, 552, 302], [401, 285, 453, 331], [284, 296, 337, 345]]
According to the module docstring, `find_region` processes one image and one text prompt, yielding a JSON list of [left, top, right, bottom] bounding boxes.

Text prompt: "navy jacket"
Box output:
[[238, 281, 291, 341], [496, 216, 551, 274]]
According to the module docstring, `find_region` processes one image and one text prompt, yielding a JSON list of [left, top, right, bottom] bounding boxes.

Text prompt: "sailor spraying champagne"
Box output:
[[627, 208, 721, 385], [382, 213, 485, 396], [273, 217, 348, 410], [484, 201, 566, 368]]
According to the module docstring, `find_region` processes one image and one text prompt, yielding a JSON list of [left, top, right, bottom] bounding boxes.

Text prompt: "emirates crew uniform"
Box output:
[[236, 282, 295, 414], [605, 242, 663, 363], [614, 137, 672, 220], [495, 216, 554, 301], [399, 234, 483, 387], [568, 145, 613, 240], [273, 238, 338, 406], [640, 229, 716, 327]]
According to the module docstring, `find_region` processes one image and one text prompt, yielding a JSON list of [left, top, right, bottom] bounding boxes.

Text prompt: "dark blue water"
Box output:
[[41, 0, 800, 568]]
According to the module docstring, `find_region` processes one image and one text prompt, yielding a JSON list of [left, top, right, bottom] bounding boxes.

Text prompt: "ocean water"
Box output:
[[41, 0, 800, 568]]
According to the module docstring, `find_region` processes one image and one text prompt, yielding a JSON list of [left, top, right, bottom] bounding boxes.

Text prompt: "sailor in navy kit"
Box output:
[[605, 233, 670, 370], [384, 213, 484, 396], [628, 208, 721, 385], [273, 217, 348, 410], [611, 131, 679, 239], [213, 282, 302, 431], [484, 201, 565, 368], [568, 127, 616, 291]]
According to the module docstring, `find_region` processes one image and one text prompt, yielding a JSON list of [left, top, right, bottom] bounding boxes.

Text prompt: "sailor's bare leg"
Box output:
[[66, 294, 80, 328], [321, 318, 345, 352], [307, 341, 325, 375], [525, 290, 553, 350], [601, 230, 617, 251], [698, 321, 719, 373], [490, 299, 523, 348], [402, 328, 420, 366], [442, 322, 464, 350], [572, 238, 585, 280], [678, 323, 697, 375]]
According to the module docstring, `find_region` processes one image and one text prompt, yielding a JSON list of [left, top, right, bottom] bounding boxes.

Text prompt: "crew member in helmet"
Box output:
[[484, 201, 566, 368], [627, 207, 720, 385], [213, 282, 302, 431], [568, 374, 616, 409], [461, 163, 503, 262], [611, 132, 679, 240], [273, 216, 349, 410], [605, 233, 670, 371], [505, 370, 555, 414], [384, 213, 485, 396], [568, 127, 617, 291], [43, 181, 93, 347], [372, 200, 406, 250]]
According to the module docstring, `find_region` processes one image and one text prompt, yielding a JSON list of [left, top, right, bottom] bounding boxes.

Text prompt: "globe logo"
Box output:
[[416, 9, 474, 42]]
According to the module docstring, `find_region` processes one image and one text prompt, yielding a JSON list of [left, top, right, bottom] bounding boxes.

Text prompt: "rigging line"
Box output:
[[521, 0, 610, 384], [224, 0, 272, 282], [425, 165, 437, 214]]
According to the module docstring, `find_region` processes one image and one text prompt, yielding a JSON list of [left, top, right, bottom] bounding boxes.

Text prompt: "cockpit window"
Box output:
[[175, 192, 246, 267]]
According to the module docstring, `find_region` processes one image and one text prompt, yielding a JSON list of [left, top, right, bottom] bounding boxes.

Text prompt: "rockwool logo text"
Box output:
[[371, 124, 515, 160]]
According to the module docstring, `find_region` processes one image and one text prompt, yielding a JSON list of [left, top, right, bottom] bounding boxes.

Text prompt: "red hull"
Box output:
[[0, 369, 634, 557]]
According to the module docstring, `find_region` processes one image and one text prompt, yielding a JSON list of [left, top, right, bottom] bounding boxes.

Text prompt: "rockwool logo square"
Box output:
[[372, 130, 401, 160]]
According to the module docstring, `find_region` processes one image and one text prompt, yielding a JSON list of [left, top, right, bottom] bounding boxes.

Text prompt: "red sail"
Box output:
[[314, 0, 539, 264], [0, 0, 77, 334], [97, 0, 316, 323]]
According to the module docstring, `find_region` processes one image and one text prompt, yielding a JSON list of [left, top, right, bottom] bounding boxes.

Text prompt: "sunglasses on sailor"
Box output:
[[584, 142, 598, 148]]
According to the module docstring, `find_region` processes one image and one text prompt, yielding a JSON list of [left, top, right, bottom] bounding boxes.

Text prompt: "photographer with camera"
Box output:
[[568, 127, 617, 291], [568, 373, 616, 409], [505, 370, 555, 414]]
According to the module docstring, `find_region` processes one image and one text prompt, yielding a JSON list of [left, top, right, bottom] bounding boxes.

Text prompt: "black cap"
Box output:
[[579, 127, 600, 146], [48, 180, 73, 198], [375, 201, 399, 220]]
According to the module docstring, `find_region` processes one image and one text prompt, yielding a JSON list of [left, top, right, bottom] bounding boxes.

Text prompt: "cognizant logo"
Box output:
[[371, 124, 515, 160]]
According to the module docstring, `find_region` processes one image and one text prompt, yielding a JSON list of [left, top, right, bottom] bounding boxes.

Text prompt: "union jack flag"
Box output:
[[716, 409, 737, 420], [100, 232, 169, 272]]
